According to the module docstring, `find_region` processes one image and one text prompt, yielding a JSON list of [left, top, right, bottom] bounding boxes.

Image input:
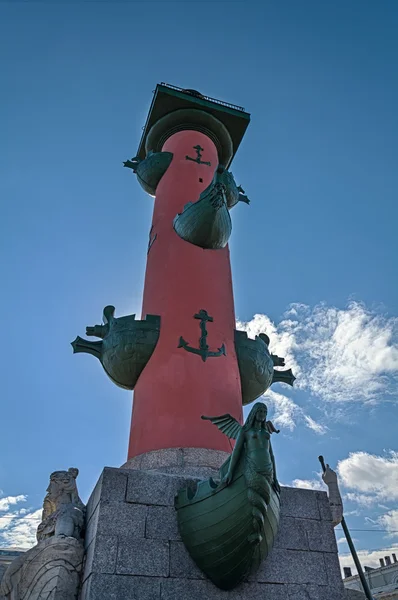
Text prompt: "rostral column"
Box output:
[[128, 85, 249, 459], [72, 83, 294, 464]]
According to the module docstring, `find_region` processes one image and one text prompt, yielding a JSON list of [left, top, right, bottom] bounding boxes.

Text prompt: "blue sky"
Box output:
[[1, 0, 397, 571]]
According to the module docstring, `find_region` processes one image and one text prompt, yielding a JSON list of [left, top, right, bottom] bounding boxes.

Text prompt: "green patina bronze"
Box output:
[[173, 165, 248, 250], [71, 306, 160, 390], [221, 167, 250, 209], [185, 144, 211, 166], [235, 330, 296, 405], [175, 403, 280, 590], [123, 150, 173, 196], [178, 309, 226, 362]]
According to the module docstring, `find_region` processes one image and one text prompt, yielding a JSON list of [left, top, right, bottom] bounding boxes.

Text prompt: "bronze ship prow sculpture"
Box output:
[[175, 402, 281, 590]]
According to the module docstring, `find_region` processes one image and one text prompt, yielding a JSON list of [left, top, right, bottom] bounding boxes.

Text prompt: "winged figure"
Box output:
[[202, 402, 280, 506], [175, 402, 281, 590]]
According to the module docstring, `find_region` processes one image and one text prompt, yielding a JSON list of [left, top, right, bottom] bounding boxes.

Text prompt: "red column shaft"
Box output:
[[128, 130, 242, 459]]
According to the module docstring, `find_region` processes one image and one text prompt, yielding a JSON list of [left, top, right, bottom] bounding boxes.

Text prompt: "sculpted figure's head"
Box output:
[[46, 468, 79, 503], [244, 402, 268, 431]]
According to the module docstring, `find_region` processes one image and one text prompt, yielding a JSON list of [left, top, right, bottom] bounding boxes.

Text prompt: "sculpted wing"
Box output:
[[201, 413, 241, 440]]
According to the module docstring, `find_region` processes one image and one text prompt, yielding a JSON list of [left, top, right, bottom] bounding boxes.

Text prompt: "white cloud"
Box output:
[[303, 415, 327, 435], [339, 545, 398, 572], [0, 509, 41, 548], [291, 478, 324, 491], [337, 536, 358, 545], [262, 389, 326, 435], [0, 495, 27, 512], [338, 451, 398, 504], [238, 301, 398, 404], [263, 389, 300, 431], [378, 509, 398, 537], [0, 494, 40, 549], [345, 492, 377, 507]]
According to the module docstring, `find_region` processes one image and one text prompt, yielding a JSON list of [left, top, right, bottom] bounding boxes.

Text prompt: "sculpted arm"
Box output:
[[322, 465, 343, 526], [269, 442, 280, 493]]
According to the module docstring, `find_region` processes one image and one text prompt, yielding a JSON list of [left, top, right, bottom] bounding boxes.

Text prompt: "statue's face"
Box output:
[[46, 471, 74, 499], [255, 406, 267, 423]]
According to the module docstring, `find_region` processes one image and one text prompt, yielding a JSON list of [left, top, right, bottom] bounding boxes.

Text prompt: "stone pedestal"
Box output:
[[81, 465, 346, 600]]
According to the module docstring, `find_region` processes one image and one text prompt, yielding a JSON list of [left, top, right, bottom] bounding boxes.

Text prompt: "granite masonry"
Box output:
[[81, 466, 347, 600]]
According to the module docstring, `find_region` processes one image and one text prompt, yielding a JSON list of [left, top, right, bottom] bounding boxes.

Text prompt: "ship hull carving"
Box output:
[[235, 330, 296, 405], [72, 306, 160, 390], [175, 403, 281, 590], [124, 151, 173, 196]]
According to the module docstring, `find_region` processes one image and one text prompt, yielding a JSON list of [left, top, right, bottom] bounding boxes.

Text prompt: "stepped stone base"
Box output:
[[81, 466, 346, 600], [121, 447, 230, 478]]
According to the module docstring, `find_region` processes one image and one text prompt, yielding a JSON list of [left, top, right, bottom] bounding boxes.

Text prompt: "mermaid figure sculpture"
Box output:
[[205, 402, 280, 544], [175, 402, 281, 590]]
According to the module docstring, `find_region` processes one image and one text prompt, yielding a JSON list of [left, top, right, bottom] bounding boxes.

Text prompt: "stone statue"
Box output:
[[321, 460, 344, 527], [175, 402, 281, 590], [37, 467, 85, 541], [1, 468, 85, 600]]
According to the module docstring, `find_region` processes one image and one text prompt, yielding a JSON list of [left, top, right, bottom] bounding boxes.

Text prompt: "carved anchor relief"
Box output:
[[178, 309, 226, 362], [185, 145, 211, 166]]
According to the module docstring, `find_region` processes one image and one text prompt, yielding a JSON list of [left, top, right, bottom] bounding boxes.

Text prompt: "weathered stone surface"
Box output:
[[305, 519, 338, 553], [84, 502, 99, 550], [156, 466, 223, 478], [122, 447, 228, 476], [170, 541, 205, 579], [317, 490, 332, 522], [146, 506, 181, 540], [126, 470, 198, 507], [181, 447, 229, 468], [0, 537, 83, 600], [254, 548, 327, 585], [99, 468, 128, 503], [81, 573, 161, 600], [124, 448, 182, 470], [345, 590, 366, 599], [116, 538, 169, 577], [86, 468, 128, 519], [97, 501, 147, 537], [160, 578, 287, 599], [274, 516, 309, 551], [287, 584, 342, 599], [280, 487, 321, 520], [81, 469, 345, 600], [324, 551, 347, 593], [84, 535, 118, 579]]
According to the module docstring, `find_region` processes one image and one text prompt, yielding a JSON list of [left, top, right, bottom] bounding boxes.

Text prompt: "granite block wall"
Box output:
[[81, 467, 346, 600]]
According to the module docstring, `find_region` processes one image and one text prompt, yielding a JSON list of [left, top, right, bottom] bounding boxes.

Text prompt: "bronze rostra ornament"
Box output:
[[175, 402, 280, 590], [173, 165, 249, 250], [123, 150, 173, 196], [71, 306, 160, 390], [235, 330, 296, 405]]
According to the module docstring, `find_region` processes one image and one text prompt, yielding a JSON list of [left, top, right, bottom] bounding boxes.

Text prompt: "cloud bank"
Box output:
[[238, 301, 398, 404], [338, 451, 398, 506], [0, 494, 40, 549]]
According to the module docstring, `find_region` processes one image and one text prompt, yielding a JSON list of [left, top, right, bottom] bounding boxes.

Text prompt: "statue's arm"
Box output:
[[269, 442, 280, 493], [224, 429, 244, 484]]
